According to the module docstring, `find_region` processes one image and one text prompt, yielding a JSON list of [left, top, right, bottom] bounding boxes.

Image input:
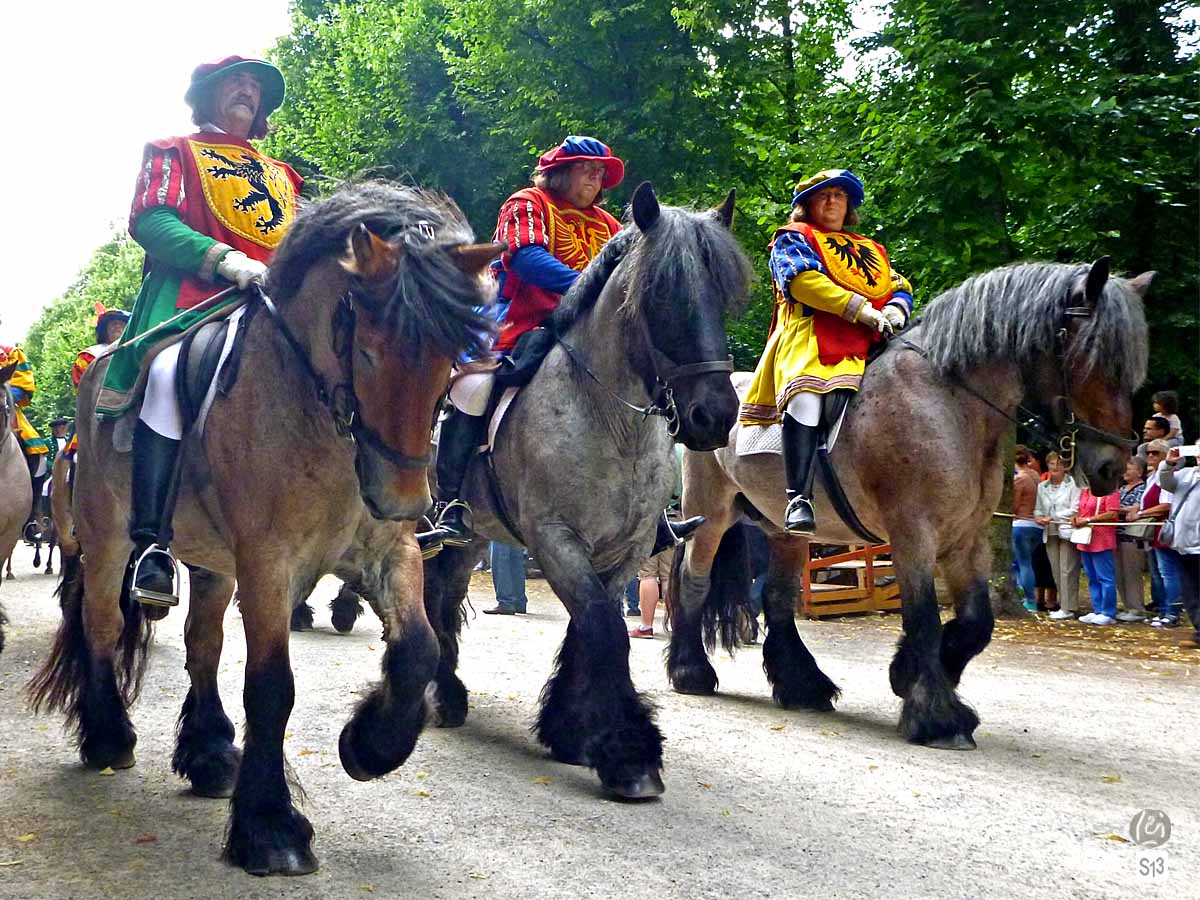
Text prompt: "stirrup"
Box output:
[[415, 528, 444, 560], [783, 495, 816, 535], [434, 499, 474, 547], [130, 544, 181, 607], [23, 521, 44, 543]]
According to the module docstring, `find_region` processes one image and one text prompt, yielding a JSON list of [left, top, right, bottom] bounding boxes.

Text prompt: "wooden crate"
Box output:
[[799, 543, 901, 618]]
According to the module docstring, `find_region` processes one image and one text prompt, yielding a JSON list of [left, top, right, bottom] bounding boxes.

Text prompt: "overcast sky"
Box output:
[[0, 2, 291, 342]]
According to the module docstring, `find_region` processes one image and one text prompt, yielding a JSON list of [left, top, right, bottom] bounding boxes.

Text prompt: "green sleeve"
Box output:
[[133, 207, 232, 281]]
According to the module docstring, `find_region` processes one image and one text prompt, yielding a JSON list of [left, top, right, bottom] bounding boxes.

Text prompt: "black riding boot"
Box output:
[[23, 456, 44, 542], [781, 413, 820, 535], [129, 420, 181, 607], [434, 409, 486, 547], [651, 511, 706, 556]]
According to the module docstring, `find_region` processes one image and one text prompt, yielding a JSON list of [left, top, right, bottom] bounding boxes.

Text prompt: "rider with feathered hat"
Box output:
[[740, 169, 914, 534]]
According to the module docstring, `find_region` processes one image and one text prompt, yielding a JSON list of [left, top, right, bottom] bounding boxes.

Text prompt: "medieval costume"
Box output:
[[740, 169, 913, 533], [1, 344, 50, 539], [65, 307, 131, 457], [435, 136, 623, 546], [106, 56, 300, 608]]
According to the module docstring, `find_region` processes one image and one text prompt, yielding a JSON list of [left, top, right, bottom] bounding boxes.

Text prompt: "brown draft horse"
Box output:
[[668, 259, 1150, 749], [29, 183, 500, 876], [1, 362, 32, 650]]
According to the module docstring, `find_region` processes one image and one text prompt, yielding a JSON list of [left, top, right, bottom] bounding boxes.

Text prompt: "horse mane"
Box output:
[[917, 262, 1148, 393], [267, 180, 493, 359], [550, 204, 752, 333]]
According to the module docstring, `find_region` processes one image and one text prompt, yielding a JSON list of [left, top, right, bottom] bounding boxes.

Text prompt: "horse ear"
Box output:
[[1083, 256, 1111, 306], [1127, 270, 1155, 298], [632, 182, 661, 232], [447, 241, 505, 275], [341, 223, 403, 284], [713, 188, 736, 229]]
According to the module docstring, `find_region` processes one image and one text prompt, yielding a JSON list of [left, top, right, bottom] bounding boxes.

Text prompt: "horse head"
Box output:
[[622, 182, 752, 451], [1049, 257, 1152, 494], [269, 183, 499, 521]]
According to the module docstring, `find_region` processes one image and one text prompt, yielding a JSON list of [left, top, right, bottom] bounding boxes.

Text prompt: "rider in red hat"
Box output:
[[433, 136, 625, 548], [97, 56, 302, 611]]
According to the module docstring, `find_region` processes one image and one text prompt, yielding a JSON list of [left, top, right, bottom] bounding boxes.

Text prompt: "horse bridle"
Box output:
[[557, 310, 733, 437], [899, 302, 1137, 469], [254, 284, 433, 470]]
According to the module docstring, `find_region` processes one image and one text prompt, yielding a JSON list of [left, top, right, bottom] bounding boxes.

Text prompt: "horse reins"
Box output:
[[254, 284, 433, 470], [896, 301, 1138, 469]]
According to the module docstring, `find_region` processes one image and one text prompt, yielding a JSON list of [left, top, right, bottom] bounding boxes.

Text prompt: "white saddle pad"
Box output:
[[734, 404, 849, 457]]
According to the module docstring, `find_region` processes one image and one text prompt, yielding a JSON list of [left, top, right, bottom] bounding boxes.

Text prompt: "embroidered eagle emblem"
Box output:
[[201, 148, 287, 235], [823, 235, 881, 287]]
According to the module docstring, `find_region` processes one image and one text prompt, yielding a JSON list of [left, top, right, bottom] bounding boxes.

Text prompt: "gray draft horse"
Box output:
[[423, 183, 753, 798], [668, 259, 1150, 749], [0, 362, 33, 650], [29, 183, 499, 876]]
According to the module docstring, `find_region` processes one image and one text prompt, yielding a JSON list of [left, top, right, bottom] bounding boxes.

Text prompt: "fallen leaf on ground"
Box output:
[[134, 833, 157, 845], [1102, 774, 1122, 784], [17, 834, 36, 843], [469, 872, 489, 880], [414, 790, 430, 798], [98, 767, 115, 776], [297, 749, 317, 757], [360, 884, 375, 893], [415, 771, 430, 778], [1094, 833, 1129, 843], [867, 765, 879, 771], [533, 776, 552, 785], [0, 860, 23, 867], [770, 724, 786, 731], [696, 782, 712, 789]]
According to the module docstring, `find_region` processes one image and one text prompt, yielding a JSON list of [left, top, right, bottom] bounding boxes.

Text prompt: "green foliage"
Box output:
[[22, 235, 143, 431]]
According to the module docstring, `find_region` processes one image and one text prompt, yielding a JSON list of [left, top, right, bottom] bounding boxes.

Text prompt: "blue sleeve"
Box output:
[[511, 245, 580, 295], [768, 231, 825, 298], [887, 291, 914, 315]]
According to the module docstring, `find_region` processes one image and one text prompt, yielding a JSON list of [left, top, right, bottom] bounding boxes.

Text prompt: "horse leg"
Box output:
[[532, 528, 663, 799], [938, 539, 995, 688], [422, 545, 479, 727], [5, 549, 13, 579], [338, 532, 438, 782], [32, 537, 41, 569], [887, 543, 980, 750], [222, 563, 317, 876], [329, 583, 365, 634], [289, 600, 315, 632], [761, 534, 840, 711], [173, 567, 240, 798], [45, 533, 55, 575], [666, 506, 738, 695]]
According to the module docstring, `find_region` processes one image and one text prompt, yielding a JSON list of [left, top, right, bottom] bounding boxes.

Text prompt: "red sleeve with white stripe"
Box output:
[[493, 191, 550, 257], [129, 144, 186, 232]]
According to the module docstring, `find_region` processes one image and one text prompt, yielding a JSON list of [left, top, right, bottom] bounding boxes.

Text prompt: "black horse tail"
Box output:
[[27, 549, 153, 728], [667, 524, 753, 656]]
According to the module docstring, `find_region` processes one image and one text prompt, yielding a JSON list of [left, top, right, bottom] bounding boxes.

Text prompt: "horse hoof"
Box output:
[[90, 749, 135, 771], [605, 769, 665, 801], [925, 733, 977, 751], [338, 724, 373, 782], [432, 707, 467, 728], [189, 749, 241, 798], [548, 748, 591, 768], [143, 605, 170, 622], [244, 846, 319, 878], [776, 694, 835, 713]]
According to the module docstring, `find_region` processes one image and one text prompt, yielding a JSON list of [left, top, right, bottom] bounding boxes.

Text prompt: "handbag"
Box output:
[[1124, 520, 1158, 541], [1069, 525, 1093, 545]]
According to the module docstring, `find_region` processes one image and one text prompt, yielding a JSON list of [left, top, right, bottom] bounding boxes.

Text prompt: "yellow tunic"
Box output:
[[2, 346, 47, 455], [739, 227, 911, 427]]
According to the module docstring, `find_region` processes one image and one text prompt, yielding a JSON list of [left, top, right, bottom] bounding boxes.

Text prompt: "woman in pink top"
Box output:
[[1071, 488, 1121, 624]]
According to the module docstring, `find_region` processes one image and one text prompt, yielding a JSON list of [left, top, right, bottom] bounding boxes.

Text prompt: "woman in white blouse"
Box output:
[[1035, 452, 1082, 620]]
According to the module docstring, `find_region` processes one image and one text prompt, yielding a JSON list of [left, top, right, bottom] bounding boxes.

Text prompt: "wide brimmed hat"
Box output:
[[792, 169, 865, 208], [95, 308, 130, 343], [184, 56, 286, 118], [535, 136, 624, 189]]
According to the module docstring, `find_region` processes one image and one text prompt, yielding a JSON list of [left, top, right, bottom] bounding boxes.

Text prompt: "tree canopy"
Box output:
[[20, 0, 1198, 433]]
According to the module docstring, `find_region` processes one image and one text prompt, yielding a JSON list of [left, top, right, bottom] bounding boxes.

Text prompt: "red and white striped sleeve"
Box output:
[[129, 144, 187, 232], [494, 191, 550, 257]]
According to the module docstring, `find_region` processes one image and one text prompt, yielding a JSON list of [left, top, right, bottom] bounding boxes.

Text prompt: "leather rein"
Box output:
[[253, 284, 433, 470], [898, 303, 1137, 468]]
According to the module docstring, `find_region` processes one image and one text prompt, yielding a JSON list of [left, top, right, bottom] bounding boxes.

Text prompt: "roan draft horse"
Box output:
[[423, 183, 752, 798], [0, 362, 33, 651], [669, 259, 1150, 749], [29, 182, 500, 876]]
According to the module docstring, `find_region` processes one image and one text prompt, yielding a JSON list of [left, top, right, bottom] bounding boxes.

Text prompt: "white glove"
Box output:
[[857, 303, 893, 336], [216, 251, 268, 290], [882, 304, 908, 332]]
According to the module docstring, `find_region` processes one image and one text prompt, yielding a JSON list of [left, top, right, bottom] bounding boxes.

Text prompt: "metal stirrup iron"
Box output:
[[130, 544, 182, 607]]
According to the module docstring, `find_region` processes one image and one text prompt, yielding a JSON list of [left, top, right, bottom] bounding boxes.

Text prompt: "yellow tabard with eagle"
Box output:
[[187, 138, 298, 250], [740, 224, 907, 426]]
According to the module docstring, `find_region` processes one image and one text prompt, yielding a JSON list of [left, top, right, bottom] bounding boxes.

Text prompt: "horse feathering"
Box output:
[[917, 262, 1148, 393], [267, 181, 495, 360]]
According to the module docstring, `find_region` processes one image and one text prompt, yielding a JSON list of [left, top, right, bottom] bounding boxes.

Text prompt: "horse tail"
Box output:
[[667, 524, 753, 656], [27, 550, 153, 726]]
